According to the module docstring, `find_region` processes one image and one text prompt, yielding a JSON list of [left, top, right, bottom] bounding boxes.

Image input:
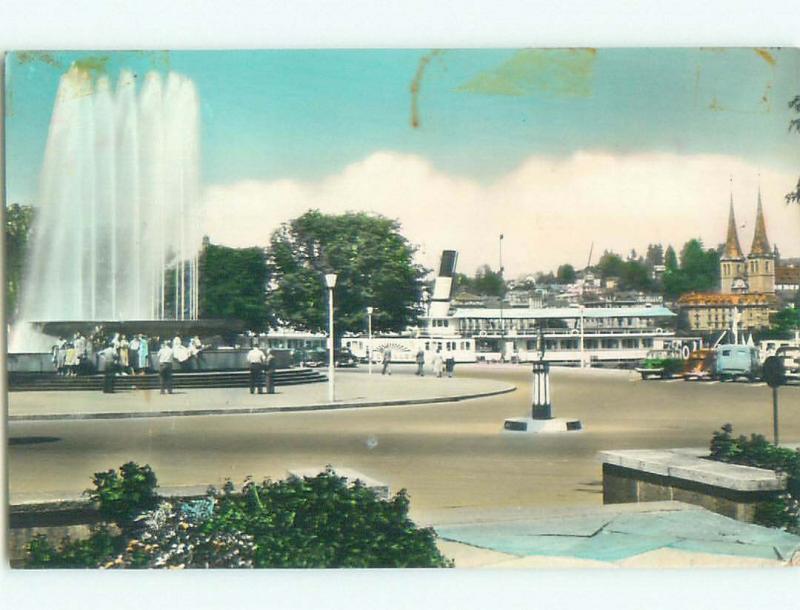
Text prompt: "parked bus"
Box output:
[[715, 344, 760, 382]]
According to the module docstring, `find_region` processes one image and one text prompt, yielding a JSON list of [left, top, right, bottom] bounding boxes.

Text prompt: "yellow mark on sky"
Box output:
[[754, 48, 777, 66], [72, 55, 110, 76], [458, 48, 597, 98], [14, 51, 62, 69]]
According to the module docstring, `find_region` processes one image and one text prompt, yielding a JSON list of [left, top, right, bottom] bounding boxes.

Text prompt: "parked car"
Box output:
[[715, 344, 761, 381], [776, 345, 800, 384], [636, 349, 684, 380], [683, 349, 716, 381], [300, 348, 357, 368], [334, 348, 358, 368]]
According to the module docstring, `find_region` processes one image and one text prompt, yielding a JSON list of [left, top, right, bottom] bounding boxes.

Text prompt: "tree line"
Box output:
[[451, 239, 721, 300], [199, 210, 426, 336]]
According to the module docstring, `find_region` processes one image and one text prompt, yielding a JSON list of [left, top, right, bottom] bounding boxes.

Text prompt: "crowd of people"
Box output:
[[51, 331, 205, 379], [378, 346, 456, 378], [417, 347, 456, 378]]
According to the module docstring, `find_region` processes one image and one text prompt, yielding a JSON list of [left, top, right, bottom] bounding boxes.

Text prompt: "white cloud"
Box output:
[[203, 151, 800, 277]]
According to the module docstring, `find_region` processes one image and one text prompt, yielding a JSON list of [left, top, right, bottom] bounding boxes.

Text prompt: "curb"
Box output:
[[8, 385, 517, 422]]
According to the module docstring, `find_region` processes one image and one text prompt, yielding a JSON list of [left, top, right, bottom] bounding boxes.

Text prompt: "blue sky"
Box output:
[[6, 48, 800, 204], [5, 49, 800, 274]]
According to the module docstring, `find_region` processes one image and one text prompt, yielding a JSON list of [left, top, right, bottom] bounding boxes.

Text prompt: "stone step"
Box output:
[[8, 369, 328, 392]]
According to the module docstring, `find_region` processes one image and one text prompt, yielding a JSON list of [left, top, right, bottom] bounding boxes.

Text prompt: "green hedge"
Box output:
[[709, 424, 800, 530], [24, 463, 452, 569]]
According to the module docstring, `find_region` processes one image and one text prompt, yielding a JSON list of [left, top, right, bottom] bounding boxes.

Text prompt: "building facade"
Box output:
[[346, 250, 684, 365], [679, 189, 779, 333]]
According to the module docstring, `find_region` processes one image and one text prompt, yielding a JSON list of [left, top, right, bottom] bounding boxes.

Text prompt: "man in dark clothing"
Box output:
[[415, 349, 425, 376], [157, 342, 174, 395], [265, 349, 277, 394], [247, 344, 267, 394]]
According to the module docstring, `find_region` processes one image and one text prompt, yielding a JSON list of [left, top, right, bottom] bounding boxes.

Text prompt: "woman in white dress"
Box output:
[[433, 348, 444, 378]]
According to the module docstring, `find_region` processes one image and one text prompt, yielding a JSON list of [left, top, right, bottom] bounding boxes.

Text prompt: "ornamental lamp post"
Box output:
[[366, 306, 374, 376], [531, 324, 552, 420], [504, 321, 582, 433], [325, 273, 337, 402]]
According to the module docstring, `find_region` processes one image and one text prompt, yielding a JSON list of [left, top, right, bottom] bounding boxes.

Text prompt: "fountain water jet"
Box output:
[[10, 65, 204, 352]]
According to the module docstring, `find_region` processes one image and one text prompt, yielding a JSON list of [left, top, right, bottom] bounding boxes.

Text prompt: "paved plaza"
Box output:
[[7, 371, 514, 421], [8, 364, 800, 566]]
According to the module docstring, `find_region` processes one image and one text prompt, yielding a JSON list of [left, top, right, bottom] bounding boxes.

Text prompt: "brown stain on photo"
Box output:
[[457, 48, 597, 98], [14, 51, 63, 69], [697, 48, 778, 114], [754, 48, 777, 66], [72, 55, 111, 76], [410, 50, 444, 129]]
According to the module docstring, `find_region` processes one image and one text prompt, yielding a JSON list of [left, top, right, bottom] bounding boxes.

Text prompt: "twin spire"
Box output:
[[749, 188, 771, 256], [723, 183, 771, 260], [724, 193, 744, 259]]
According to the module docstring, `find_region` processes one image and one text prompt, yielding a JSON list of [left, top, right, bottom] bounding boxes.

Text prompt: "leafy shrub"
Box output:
[[708, 424, 800, 530], [204, 469, 453, 568], [26, 526, 124, 569], [88, 462, 159, 532], [25, 465, 452, 569]]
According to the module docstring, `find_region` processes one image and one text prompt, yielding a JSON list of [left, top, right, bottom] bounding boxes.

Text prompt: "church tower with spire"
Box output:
[[720, 194, 747, 294], [746, 187, 775, 294]]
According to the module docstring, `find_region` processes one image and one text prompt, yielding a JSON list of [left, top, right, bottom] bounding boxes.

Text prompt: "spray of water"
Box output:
[[10, 65, 203, 352]]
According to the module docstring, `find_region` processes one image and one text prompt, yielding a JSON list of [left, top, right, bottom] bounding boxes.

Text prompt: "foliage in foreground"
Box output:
[[25, 464, 452, 569], [709, 424, 800, 530]]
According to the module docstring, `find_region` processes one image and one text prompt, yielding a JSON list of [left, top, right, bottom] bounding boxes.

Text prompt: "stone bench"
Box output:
[[598, 448, 787, 523]]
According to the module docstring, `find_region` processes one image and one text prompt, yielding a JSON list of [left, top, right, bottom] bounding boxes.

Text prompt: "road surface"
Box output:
[[8, 365, 800, 523]]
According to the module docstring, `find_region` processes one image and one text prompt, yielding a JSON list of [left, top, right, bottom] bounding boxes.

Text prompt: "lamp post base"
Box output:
[[503, 417, 583, 433]]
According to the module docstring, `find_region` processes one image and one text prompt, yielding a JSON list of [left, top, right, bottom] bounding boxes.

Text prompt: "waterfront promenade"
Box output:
[[9, 365, 800, 567]]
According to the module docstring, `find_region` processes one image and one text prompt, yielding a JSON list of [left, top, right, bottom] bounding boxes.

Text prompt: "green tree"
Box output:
[[664, 245, 678, 272], [556, 263, 576, 283], [266, 210, 425, 336], [679, 239, 719, 291], [536, 271, 556, 285], [771, 308, 800, 335], [199, 242, 270, 331], [472, 264, 506, 296], [662, 239, 719, 298], [645, 243, 664, 269], [4, 203, 35, 320], [453, 272, 475, 293], [787, 95, 800, 205], [620, 260, 653, 291], [597, 251, 626, 279]]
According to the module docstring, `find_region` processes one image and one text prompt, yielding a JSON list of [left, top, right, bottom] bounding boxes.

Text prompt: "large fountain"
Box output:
[[10, 65, 204, 352]]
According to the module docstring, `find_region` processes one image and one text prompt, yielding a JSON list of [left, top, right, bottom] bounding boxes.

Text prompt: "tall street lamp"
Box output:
[[579, 304, 586, 369], [366, 306, 374, 376], [499, 233, 505, 361], [325, 273, 337, 402]]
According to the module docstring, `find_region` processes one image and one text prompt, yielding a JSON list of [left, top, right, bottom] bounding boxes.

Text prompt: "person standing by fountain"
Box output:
[[247, 342, 267, 394], [52, 337, 67, 376], [118, 334, 131, 375], [265, 348, 277, 394], [137, 335, 150, 374], [157, 342, 174, 395], [74, 332, 87, 375], [129, 334, 140, 374]]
